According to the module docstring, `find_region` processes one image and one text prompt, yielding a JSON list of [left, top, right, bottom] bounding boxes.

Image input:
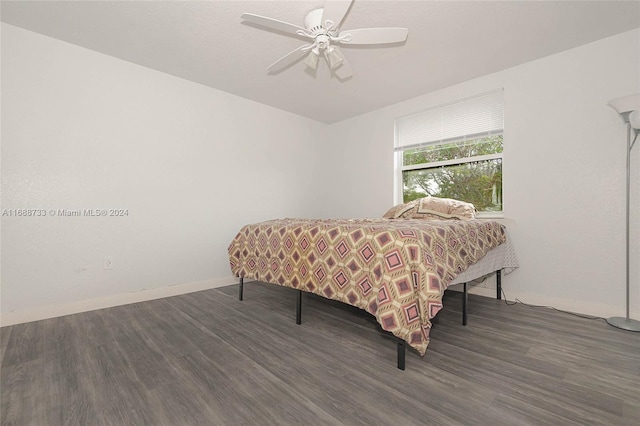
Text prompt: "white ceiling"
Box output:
[[2, 1, 639, 123]]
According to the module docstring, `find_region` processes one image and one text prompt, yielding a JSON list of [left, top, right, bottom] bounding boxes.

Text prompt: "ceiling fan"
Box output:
[[241, 0, 409, 80]]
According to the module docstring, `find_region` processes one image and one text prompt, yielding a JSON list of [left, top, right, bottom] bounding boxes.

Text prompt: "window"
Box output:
[[394, 90, 504, 213]]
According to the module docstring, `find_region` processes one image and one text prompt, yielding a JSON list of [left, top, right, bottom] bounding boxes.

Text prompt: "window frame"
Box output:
[[393, 91, 505, 218]]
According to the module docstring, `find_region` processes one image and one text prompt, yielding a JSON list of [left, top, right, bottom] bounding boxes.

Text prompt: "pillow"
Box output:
[[383, 197, 476, 220], [382, 200, 418, 219], [416, 197, 476, 220]]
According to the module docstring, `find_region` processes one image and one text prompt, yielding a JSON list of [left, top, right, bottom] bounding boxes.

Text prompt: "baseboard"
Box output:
[[448, 282, 640, 320], [4, 277, 637, 328], [0, 276, 239, 327]]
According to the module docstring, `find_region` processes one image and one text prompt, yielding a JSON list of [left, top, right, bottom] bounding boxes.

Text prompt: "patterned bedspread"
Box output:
[[228, 218, 506, 355]]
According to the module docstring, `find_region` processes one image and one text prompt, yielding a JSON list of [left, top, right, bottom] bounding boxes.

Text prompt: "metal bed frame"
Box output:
[[237, 269, 502, 370]]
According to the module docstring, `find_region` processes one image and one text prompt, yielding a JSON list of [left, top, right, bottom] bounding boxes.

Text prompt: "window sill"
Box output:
[[476, 212, 504, 219]]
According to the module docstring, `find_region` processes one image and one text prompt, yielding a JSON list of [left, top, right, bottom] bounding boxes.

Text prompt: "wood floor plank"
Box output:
[[488, 392, 585, 426], [0, 359, 46, 425], [429, 322, 568, 379], [111, 319, 182, 391], [80, 342, 158, 421], [42, 315, 100, 426], [171, 349, 342, 425], [426, 340, 628, 425], [562, 368, 639, 405], [623, 402, 640, 426], [0, 326, 11, 366], [2, 281, 639, 425], [0, 321, 44, 367]]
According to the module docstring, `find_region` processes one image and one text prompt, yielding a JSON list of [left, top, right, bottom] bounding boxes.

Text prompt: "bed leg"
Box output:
[[238, 277, 244, 301], [397, 340, 406, 370], [295, 289, 302, 325], [462, 282, 468, 326], [496, 269, 502, 300]]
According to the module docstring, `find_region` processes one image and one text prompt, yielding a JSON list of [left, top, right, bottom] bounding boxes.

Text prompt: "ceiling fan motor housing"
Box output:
[[305, 8, 335, 50], [304, 9, 325, 33]]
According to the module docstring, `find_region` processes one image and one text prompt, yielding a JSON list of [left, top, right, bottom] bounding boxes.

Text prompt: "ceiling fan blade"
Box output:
[[241, 13, 308, 37], [332, 47, 353, 80], [322, 0, 353, 29], [340, 27, 409, 45], [267, 44, 313, 73]]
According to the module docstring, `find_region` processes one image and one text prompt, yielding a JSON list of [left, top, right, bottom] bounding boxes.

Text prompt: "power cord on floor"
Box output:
[[500, 288, 607, 322]]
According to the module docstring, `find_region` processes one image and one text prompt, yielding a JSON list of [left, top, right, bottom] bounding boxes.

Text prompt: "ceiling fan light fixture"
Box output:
[[304, 47, 320, 70], [326, 46, 344, 69]]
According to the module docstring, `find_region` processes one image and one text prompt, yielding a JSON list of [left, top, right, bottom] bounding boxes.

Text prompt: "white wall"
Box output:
[[1, 23, 324, 324], [322, 29, 640, 319], [3, 23, 639, 325]]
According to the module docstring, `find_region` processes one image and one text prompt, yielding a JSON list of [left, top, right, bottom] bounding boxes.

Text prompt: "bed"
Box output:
[[228, 198, 517, 369]]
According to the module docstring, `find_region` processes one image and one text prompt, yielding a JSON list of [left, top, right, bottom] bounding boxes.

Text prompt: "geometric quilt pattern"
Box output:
[[229, 218, 506, 356]]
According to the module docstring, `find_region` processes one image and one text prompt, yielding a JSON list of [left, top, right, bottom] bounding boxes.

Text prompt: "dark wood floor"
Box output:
[[2, 281, 639, 426]]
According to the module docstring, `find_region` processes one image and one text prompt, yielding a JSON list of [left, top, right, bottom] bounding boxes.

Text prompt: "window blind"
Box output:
[[395, 89, 504, 151]]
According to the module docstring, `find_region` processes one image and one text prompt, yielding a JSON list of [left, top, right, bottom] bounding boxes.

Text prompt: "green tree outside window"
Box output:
[[402, 135, 503, 212]]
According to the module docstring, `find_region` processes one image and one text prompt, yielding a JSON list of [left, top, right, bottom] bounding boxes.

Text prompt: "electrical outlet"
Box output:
[[104, 256, 113, 270]]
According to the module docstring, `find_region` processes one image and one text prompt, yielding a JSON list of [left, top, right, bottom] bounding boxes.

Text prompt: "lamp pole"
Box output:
[[607, 116, 640, 331]]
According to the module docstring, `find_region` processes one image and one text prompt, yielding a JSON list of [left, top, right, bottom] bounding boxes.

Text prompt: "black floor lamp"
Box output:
[[607, 94, 640, 332]]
